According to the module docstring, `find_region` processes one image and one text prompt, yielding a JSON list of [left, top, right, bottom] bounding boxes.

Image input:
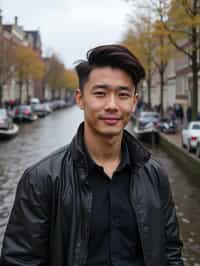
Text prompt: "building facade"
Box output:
[[144, 47, 200, 115], [0, 12, 43, 105]]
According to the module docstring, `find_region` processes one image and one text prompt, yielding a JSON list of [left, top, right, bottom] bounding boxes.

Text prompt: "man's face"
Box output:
[[76, 67, 138, 138]]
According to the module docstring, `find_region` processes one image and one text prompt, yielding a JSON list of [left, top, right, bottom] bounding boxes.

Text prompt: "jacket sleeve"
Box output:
[[0, 167, 50, 266], [157, 162, 184, 266]]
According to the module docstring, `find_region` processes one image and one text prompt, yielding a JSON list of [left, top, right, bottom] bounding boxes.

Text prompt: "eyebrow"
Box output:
[[92, 84, 132, 91]]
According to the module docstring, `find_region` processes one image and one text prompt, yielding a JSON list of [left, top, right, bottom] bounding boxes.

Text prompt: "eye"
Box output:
[[119, 92, 131, 98], [93, 91, 106, 97]]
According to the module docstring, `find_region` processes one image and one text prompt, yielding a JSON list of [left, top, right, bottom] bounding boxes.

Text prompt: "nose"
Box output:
[[104, 94, 118, 111]]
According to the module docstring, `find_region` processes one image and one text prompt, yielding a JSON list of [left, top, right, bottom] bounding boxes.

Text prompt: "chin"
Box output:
[[97, 127, 123, 137]]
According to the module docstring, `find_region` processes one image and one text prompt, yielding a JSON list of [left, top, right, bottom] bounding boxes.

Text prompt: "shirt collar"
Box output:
[[70, 122, 151, 184], [117, 138, 131, 172], [82, 135, 131, 175]]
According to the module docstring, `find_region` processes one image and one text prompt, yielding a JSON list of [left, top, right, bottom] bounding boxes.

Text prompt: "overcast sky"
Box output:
[[1, 0, 133, 68]]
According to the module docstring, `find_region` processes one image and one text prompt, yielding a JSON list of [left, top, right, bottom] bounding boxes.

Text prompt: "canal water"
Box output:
[[0, 106, 199, 265]]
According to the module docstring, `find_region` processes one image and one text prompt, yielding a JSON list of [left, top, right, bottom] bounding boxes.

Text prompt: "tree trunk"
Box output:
[[191, 62, 198, 120], [160, 65, 165, 117], [26, 80, 29, 104], [42, 87, 46, 101], [52, 89, 55, 100], [0, 85, 3, 107], [19, 81, 23, 105], [147, 69, 152, 108], [191, 23, 198, 120], [59, 89, 62, 99], [42, 79, 46, 101], [159, 30, 165, 117]]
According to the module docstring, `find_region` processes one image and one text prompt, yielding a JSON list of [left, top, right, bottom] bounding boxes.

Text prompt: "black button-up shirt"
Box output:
[[84, 139, 145, 266]]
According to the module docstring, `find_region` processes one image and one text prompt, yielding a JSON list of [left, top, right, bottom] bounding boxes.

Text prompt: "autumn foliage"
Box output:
[[0, 36, 16, 106], [123, 0, 200, 118], [43, 54, 77, 98]]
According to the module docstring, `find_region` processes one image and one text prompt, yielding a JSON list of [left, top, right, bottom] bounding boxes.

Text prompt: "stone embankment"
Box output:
[[159, 133, 200, 179]]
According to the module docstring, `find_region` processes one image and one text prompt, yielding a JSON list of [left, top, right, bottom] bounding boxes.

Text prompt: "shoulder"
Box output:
[[142, 157, 173, 203], [145, 157, 167, 177], [142, 156, 170, 190], [18, 145, 72, 195]]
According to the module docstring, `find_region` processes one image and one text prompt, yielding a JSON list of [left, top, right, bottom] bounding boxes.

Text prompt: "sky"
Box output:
[[1, 0, 133, 68]]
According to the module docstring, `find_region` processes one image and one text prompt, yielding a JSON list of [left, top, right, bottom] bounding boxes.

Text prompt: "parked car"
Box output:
[[137, 111, 160, 130], [31, 103, 48, 118], [48, 101, 59, 111], [0, 108, 13, 130], [58, 100, 67, 109], [48, 100, 67, 111], [30, 97, 40, 105], [42, 103, 52, 114], [156, 118, 177, 134], [0, 108, 19, 137], [181, 121, 200, 152], [13, 105, 38, 122]]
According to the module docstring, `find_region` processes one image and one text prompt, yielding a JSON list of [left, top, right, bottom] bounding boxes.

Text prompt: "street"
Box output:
[[0, 106, 200, 265]]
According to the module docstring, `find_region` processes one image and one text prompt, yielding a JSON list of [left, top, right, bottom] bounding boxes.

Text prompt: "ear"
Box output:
[[75, 88, 84, 110]]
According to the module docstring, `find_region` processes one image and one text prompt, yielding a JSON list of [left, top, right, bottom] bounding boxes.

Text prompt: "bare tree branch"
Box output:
[[181, 0, 195, 17], [168, 33, 192, 57]]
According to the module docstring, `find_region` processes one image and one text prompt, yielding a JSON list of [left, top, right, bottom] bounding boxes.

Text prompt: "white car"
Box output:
[[181, 121, 200, 152], [30, 97, 40, 105]]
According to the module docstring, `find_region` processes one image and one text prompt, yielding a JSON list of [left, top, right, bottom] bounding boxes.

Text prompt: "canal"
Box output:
[[0, 106, 199, 265]]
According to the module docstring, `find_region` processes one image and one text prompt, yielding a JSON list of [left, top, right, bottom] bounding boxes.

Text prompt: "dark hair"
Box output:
[[75, 44, 145, 93]]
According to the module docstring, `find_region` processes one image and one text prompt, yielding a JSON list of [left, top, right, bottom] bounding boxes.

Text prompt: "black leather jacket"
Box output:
[[1, 123, 184, 266]]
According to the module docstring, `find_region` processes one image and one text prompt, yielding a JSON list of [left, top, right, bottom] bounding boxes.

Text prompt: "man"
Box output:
[[1, 44, 184, 266]]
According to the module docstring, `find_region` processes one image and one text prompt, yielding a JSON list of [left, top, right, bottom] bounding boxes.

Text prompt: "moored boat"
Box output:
[[0, 123, 19, 139], [133, 123, 159, 145], [133, 111, 160, 144]]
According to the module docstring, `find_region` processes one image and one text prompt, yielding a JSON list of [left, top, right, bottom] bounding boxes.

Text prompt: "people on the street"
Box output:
[[186, 106, 192, 123]]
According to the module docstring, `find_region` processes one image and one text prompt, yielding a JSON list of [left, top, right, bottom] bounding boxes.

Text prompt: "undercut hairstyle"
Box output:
[[75, 44, 145, 93]]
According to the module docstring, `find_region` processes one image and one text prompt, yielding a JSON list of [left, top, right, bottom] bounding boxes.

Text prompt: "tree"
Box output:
[[164, 0, 200, 119], [0, 35, 15, 106], [122, 15, 155, 107], [43, 55, 66, 99], [43, 55, 77, 100], [123, 1, 175, 114], [152, 17, 175, 115], [14, 45, 45, 103], [65, 69, 78, 90]]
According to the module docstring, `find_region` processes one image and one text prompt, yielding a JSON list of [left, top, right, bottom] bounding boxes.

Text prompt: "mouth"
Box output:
[[100, 116, 121, 125]]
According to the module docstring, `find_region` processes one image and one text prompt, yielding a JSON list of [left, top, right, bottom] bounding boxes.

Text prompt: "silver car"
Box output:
[[137, 111, 160, 130], [181, 121, 200, 152], [0, 108, 13, 130]]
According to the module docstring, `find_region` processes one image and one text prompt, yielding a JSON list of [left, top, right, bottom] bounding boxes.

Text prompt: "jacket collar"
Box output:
[[70, 122, 151, 183]]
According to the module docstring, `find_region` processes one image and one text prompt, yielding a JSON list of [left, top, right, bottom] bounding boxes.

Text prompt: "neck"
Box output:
[[84, 124, 123, 167]]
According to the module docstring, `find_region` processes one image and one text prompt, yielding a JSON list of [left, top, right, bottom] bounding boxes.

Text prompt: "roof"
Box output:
[[25, 31, 40, 41], [25, 30, 41, 49], [2, 25, 12, 32]]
